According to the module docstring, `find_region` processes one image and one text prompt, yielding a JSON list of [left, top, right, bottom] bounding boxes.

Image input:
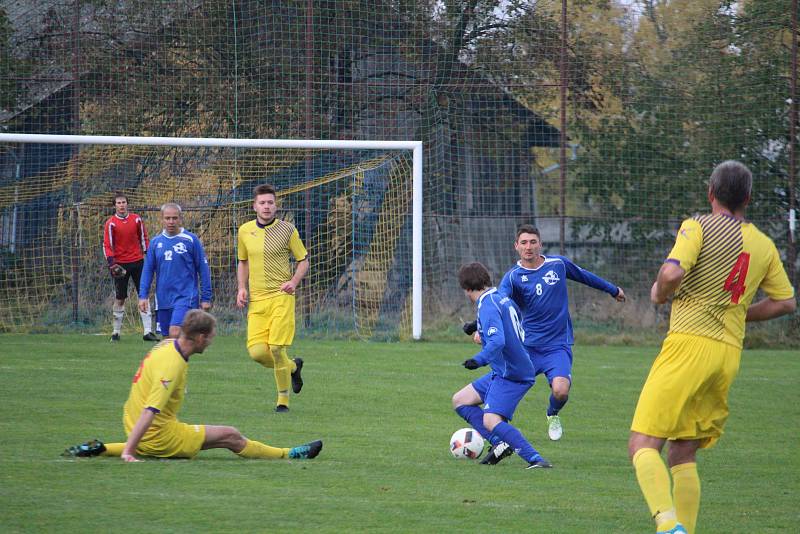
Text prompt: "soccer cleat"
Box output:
[[291, 357, 304, 394], [63, 439, 106, 458], [525, 457, 553, 469], [275, 404, 290, 413], [110, 333, 120, 342], [480, 441, 514, 465], [547, 414, 563, 441], [657, 524, 687, 534], [142, 332, 160, 342], [288, 439, 323, 459]]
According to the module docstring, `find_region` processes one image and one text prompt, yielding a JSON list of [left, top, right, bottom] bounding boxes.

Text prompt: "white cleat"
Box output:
[[547, 415, 563, 441]]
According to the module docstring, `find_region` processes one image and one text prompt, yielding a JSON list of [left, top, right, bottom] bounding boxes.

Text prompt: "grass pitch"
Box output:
[[0, 334, 797, 533]]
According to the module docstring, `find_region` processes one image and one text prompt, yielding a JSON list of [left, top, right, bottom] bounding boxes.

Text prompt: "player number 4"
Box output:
[[723, 252, 750, 304]]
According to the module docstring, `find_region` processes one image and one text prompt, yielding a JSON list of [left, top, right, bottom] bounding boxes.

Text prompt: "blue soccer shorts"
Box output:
[[155, 300, 197, 336], [472, 373, 533, 421], [526, 344, 573, 385]]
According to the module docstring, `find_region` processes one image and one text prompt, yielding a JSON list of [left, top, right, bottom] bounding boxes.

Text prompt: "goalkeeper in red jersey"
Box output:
[[103, 192, 158, 342]]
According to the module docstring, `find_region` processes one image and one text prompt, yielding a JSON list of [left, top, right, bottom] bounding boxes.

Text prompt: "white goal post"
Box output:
[[0, 133, 424, 340]]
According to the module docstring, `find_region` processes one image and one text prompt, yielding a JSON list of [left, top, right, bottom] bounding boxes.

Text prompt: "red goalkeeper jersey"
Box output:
[[103, 213, 149, 263]]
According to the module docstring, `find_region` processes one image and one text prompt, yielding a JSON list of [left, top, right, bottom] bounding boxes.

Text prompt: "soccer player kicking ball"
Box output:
[[498, 224, 625, 441], [451, 262, 552, 469], [64, 310, 322, 462], [629, 161, 795, 534]]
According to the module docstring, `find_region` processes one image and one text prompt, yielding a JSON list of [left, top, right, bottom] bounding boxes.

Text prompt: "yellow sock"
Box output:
[[248, 343, 274, 368], [633, 448, 677, 531], [671, 462, 700, 534], [271, 345, 292, 406], [100, 442, 125, 457], [236, 439, 289, 459]]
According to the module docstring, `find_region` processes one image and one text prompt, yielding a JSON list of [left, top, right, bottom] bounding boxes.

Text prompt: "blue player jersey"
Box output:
[[499, 256, 618, 348], [140, 229, 213, 310], [472, 288, 535, 382]]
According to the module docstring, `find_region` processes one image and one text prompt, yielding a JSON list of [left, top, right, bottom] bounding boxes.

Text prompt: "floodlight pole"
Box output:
[[0, 133, 425, 340]]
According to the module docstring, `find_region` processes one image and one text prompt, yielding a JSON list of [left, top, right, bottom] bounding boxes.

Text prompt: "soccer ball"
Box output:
[[449, 428, 484, 459]]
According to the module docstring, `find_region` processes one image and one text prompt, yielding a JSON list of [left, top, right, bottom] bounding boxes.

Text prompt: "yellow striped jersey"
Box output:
[[123, 339, 189, 435], [666, 213, 794, 348], [237, 218, 308, 301]]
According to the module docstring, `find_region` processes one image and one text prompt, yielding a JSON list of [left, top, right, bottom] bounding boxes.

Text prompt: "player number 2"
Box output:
[[723, 252, 750, 304]]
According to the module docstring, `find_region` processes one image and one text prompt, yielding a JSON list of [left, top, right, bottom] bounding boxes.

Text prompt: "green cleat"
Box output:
[[547, 414, 563, 441]]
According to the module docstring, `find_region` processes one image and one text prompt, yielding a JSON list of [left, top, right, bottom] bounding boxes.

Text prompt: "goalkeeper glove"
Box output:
[[109, 263, 126, 278], [462, 320, 478, 336], [462, 358, 480, 370]]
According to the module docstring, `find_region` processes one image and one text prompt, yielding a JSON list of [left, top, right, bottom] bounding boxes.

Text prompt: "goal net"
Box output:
[[0, 134, 422, 340]]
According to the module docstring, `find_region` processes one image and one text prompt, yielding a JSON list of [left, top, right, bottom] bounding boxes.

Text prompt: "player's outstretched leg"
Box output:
[[291, 357, 304, 394], [63, 439, 106, 457], [288, 439, 323, 459], [489, 421, 552, 469]]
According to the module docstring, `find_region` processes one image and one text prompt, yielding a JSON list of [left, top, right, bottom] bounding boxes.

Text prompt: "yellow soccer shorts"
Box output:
[[247, 293, 296, 348], [135, 420, 206, 458], [631, 332, 741, 449]]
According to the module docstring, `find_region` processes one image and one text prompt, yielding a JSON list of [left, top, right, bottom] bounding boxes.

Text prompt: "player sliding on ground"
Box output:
[[63, 310, 322, 462], [451, 262, 552, 469]]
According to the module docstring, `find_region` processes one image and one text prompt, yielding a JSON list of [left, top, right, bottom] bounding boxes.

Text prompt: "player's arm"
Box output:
[[651, 261, 685, 304], [236, 260, 249, 308], [562, 257, 623, 300], [281, 230, 309, 294], [746, 244, 796, 321], [138, 245, 156, 312], [465, 306, 504, 369], [236, 229, 249, 308], [282, 258, 309, 294], [746, 297, 796, 321], [653, 218, 702, 305], [121, 408, 156, 463], [138, 216, 149, 253], [104, 220, 125, 276], [195, 237, 213, 309]]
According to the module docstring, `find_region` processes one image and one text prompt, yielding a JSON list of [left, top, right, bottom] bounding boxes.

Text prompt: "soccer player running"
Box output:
[[451, 262, 552, 469], [102, 192, 158, 342], [236, 184, 308, 412], [628, 161, 795, 534], [138, 203, 213, 339], [63, 310, 322, 462], [497, 224, 625, 442]]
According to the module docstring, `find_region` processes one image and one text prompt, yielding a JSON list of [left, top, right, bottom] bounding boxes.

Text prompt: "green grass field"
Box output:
[[0, 334, 797, 533]]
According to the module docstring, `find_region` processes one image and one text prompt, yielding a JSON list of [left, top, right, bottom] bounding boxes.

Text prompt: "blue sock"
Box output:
[[547, 393, 568, 416], [489, 421, 543, 463], [455, 405, 500, 445]]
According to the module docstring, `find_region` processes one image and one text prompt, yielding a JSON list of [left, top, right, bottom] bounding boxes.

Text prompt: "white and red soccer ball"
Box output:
[[449, 428, 484, 459]]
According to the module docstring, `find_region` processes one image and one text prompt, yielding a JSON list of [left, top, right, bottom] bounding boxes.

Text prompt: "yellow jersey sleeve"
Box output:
[[289, 228, 308, 261], [666, 219, 703, 272], [237, 222, 250, 261], [759, 241, 795, 301]]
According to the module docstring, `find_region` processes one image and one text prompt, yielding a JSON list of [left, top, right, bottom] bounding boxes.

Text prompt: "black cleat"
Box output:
[[142, 332, 160, 342], [291, 358, 304, 394], [275, 404, 290, 413], [110, 333, 120, 342], [288, 439, 323, 459], [526, 458, 553, 469], [63, 439, 106, 458], [480, 441, 515, 465]]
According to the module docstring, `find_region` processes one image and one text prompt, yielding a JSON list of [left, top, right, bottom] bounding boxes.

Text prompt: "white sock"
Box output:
[[112, 304, 124, 335], [139, 308, 152, 334]]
